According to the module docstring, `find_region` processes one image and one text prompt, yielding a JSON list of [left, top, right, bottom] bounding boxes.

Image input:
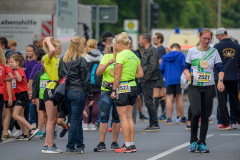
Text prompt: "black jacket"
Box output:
[[58, 56, 93, 101], [32, 68, 45, 99], [141, 44, 160, 81]]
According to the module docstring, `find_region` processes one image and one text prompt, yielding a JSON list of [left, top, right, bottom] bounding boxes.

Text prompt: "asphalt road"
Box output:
[[1, 97, 240, 160]]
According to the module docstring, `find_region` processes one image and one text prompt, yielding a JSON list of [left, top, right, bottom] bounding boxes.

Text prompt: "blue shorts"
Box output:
[[99, 91, 120, 123]]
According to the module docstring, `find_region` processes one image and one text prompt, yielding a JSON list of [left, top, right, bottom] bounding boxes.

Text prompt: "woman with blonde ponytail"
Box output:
[[58, 36, 93, 154], [41, 37, 63, 154], [110, 32, 143, 153]]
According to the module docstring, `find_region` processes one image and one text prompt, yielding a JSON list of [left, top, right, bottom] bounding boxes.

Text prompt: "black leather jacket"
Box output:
[[141, 44, 160, 81], [58, 56, 93, 101]]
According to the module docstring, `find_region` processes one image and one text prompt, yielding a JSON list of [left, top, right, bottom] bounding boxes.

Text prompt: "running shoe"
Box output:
[[35, 131, 43, 137], [208, 117, 213, 124], [232, 124, 237, 129], [144, 118, 150, 123], [132, 145, 137, 152], [176, 117, 181, 123], [115, 144, 135, 153], [40, 132, 46, 139], [165, 118, 173, 125], [179, 117, 188, 125], [83, 124, 89, 131], [60, 125, 69, 138], [54, 130, 57, 139], [94, 142, 106, 152], [41, 145, 48, 153], [195, 143, 209, 153], [66, 148, 81, 154], [188, 142, 198, 152], [139, 114, 148, 120], [2, 134, 14, 140], [12, 129, 22, 137], [76, 148, 84, 154], [89, 123, 96, 130], [8, 130, 12, 136], [218, 125, 231, 130], [186, 125, 191, 130], [16, 134, 29, 141], [141, 126, 160, 132], [28, 128, 39, 140], [111, 142, 120, 151], [46, 143, 63, 153], [158, 115, 167, 122]]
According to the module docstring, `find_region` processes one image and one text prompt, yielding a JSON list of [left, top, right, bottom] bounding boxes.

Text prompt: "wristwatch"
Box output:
[[14, 68, 18, 71], [218, 79, 223, 82]]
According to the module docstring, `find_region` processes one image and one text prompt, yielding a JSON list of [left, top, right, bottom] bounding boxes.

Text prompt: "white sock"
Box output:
[[131, 142, 134, 145], [125, 142, 132, 147]]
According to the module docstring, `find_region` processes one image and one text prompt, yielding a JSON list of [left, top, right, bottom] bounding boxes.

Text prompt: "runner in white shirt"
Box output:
[[183, 28, 225, 153]]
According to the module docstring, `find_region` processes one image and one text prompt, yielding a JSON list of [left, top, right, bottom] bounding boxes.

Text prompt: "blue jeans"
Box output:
[[65, 90, 86, 149], [29, 101, 36, 124]]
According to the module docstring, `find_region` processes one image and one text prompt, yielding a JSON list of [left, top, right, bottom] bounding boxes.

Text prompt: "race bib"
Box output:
[[197, 71, 211, 82], [12, 79, 16, 88], [40, 80, 48, 89], [117, 82, 131, 94]]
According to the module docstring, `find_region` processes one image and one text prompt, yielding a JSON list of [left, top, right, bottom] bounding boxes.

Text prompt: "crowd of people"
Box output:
[[0, 27, 239, 154]]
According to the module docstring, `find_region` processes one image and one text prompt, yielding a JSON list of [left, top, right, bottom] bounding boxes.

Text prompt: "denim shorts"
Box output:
[[99, 91, 120, 123]]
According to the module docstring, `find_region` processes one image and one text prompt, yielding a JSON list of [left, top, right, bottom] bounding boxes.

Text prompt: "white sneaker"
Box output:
[[89, 123, 96, 130], [8, 130, 12, 136], [12, 129, 22, 137], [176, 117, 181, 123], [83, 124, 89, 131]]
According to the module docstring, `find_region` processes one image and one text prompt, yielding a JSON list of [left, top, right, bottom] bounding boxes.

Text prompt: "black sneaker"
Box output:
[[141, 126, 160, 132], [28, 128, 39, 140], [76, 148, 84, 154], [16, 134, 29, 141], [186, 125, 191, 130], [132, 145, 137, 152], [111, 142, 120, 151], [139, 114, 148, 120], [66, 148, 81, 154], [94, 142, 106, 152], [60, 125, 69, 138]]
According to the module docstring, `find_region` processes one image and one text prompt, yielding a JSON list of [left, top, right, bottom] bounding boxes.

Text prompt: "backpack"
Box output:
[[90, 62, 103, 89]]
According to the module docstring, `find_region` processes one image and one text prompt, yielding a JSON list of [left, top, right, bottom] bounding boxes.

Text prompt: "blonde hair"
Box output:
[[63, 36, 81, 63], [43, 37, 61, 56], [116, 32, 129, 47], [8, 39, 17, 47], [0, 48, 6, 65], [82, 39, 97, 57], [199, 28, 213, 39]]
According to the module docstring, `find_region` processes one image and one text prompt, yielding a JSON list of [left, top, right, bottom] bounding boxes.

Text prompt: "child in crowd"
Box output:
[[9, 54, 39, 140], [2, 52, 15, 140]]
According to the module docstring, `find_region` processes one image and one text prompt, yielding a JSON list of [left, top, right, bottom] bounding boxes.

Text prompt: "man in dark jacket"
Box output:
[[138, 33, 160, 132], [214, 28, 240, 130], [97, 31, 115, 52]]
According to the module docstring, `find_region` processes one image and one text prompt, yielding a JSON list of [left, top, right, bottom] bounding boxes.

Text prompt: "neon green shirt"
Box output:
[[116, 50, 140, 86], [43, 54, 59, 89], [39, 72, 49, 99], [100, 54, 115, 91]]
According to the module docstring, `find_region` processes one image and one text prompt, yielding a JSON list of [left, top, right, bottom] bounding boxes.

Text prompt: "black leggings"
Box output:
[[188, 85, 215, 145]]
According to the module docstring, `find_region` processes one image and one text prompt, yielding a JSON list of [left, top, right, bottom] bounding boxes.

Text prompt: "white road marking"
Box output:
[[147, 134, 214, 160], [220, 134, 240, 136], [0, 140, 15, 145]]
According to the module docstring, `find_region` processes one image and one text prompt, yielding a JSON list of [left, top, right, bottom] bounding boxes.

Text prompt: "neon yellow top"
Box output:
[[116, 50, 140, 86], [100, 54, 115, 91], [43, 54, 59, 89]]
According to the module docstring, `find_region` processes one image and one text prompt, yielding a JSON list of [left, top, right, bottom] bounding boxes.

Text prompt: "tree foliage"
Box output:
[[81, 0, 240, 37]]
